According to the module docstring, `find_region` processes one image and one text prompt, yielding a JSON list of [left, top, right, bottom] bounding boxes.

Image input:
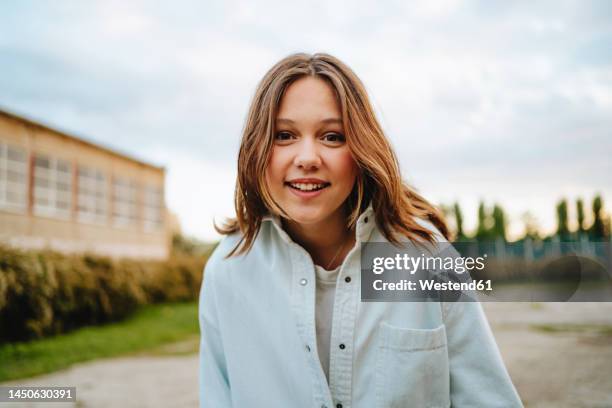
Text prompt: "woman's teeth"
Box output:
[[288, 182, 328, 191]]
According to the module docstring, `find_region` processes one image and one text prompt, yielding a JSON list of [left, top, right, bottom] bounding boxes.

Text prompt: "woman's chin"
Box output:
[[283, 206, 328, 225]]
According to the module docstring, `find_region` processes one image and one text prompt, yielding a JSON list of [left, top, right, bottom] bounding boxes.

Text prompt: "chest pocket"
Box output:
[[375, 322, 450, 408]]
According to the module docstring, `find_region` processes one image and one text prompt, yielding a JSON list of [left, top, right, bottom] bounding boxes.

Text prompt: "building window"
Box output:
[[113, 177, 138, 227], [78, 165, 107, 224], [143, 185, 164, 231], [0, 142, 28, 212], [33, 154, 72, 218]]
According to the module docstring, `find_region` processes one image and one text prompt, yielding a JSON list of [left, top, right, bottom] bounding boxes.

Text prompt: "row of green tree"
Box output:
[[555, 196, 607, 241], [447, 194, 609, 242]]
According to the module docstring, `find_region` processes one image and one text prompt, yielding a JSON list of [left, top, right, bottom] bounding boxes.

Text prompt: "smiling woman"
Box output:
[[215, 53, 450, 262], [199, 53, 523, 408], [265, 76, 359, 267]]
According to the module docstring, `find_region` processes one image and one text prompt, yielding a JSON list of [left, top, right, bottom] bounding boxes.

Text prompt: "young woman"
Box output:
[[199, 53, 523, 408]]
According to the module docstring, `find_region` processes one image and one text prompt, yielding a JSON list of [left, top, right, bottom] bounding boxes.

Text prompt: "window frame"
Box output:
[[0, 142, 29, 213], [77, 165, 108, 225], [33, 153, 73, 219]]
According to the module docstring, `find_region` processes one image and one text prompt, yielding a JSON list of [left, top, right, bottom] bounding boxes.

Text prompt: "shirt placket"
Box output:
[[328, 214, 373, 408], [271, 208, 374, 408], [289, 240, 335, 408], [327, 254, 359, 408]]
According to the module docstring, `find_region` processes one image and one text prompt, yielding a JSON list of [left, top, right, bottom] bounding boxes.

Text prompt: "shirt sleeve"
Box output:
[[443, 300, 524, 407], [199, 255, 232, 408]]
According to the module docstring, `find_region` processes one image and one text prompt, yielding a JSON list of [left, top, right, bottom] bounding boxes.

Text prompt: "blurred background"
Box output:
[[0, 1, 611, 407]]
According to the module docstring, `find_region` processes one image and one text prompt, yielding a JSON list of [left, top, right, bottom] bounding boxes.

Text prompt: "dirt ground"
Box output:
[[2, 302, 612, 408]]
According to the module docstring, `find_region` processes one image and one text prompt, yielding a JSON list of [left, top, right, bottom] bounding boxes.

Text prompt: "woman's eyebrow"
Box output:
[[276, 118, 343, 124]]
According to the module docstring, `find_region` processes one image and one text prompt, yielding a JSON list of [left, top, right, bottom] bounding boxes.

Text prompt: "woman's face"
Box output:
[[265, 76, 359, 226]]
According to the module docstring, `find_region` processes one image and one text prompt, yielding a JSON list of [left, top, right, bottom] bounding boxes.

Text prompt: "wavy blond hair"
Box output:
[[216, 52, 449, 258]]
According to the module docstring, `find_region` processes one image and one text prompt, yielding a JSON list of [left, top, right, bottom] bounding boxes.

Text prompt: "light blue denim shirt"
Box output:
[[199, 204, 523, 407]]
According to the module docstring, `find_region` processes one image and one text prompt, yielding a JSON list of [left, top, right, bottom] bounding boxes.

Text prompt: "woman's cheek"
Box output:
[[267, 153, 284, 185], [334, 150, 358, 185]]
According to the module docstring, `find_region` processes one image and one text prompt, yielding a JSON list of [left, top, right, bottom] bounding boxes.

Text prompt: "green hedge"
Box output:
[[0, 245, 208, 343]]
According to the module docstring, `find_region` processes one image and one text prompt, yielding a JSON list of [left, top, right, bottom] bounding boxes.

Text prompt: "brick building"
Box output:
[[0, 109, 170, 259]]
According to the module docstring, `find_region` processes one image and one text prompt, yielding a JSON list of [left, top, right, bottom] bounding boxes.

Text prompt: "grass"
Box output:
[[530, 323, 612, 336], [0, 301, 199, 382]]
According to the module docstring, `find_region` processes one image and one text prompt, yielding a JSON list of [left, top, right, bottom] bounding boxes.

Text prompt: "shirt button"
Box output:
[[364, 216, 369, 223], [339, 343, 346, 350], [336, 404, 343, 408], [344, 276, 351, 283], [305, 345, 311, 352], [321, 405, 327, 408], [300, 278, 308, 286]]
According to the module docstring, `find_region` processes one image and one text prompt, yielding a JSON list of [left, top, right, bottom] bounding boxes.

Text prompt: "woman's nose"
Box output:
[[293, 138, 321, 170]]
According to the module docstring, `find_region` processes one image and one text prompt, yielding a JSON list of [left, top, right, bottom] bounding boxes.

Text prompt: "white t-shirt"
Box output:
[[314, 263, 341, 383]]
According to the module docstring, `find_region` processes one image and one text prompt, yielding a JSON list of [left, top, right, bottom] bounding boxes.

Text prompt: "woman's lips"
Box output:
[[285, 182, 330, 199]]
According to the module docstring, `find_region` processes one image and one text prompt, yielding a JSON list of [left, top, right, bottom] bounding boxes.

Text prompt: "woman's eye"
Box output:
[[323, 133, 346, 143], [275, 131, 294, 141]]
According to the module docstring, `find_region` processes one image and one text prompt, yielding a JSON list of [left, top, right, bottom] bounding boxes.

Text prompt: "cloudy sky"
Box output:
[[1, 0, 610, 241]]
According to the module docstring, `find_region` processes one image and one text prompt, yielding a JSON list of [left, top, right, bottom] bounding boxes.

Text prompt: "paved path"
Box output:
[[2, 303, 612, 407]]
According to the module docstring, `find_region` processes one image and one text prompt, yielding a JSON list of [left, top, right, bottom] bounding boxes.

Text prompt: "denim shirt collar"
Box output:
[[262, 203, 376, 245]]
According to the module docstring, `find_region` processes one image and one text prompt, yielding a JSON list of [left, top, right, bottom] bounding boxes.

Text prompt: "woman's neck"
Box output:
[[281, 208, 356, 270]]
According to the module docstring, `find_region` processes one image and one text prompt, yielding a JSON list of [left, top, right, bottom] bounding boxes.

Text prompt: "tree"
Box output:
[[556, 199, 569, 239], [475, 201, 491, 241], [453, 202, 465, 240], [590, 194, 605, 239], [492, 204, 507, 241], [576, 198, 585, 235], [172, 233, 215, 257]]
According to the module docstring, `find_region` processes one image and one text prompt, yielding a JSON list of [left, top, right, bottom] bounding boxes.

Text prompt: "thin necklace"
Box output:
[[325, 231, 350, 270]]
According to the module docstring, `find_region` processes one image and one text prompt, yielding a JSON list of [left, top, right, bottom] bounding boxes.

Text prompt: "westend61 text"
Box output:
[[373, 279, 493, 292]]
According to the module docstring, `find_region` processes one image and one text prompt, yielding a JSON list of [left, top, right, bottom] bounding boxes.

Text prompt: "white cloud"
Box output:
[[0, 0, 610, 241], [146, 147, 236, 241]]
